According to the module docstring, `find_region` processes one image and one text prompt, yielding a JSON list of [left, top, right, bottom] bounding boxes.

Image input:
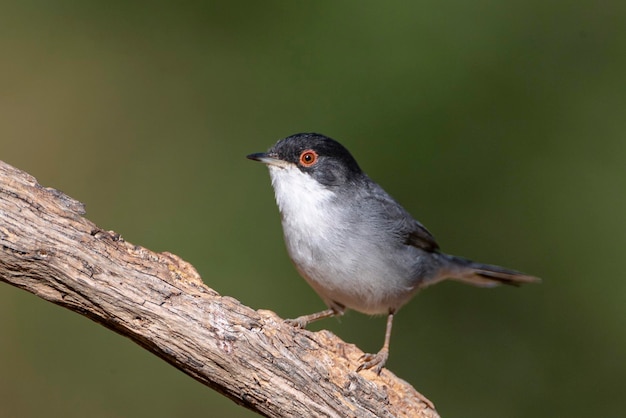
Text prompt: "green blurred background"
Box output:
[[1, 1, 624, 417]]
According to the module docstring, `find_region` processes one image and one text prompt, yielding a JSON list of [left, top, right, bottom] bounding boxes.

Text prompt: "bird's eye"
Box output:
[[299, 150, 318, 167]]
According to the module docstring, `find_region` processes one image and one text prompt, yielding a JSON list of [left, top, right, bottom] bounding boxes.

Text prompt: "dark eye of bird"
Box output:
[[299, 150, 318, 167]]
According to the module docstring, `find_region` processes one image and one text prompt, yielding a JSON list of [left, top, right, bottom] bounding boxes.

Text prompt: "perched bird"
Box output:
[[247, 133, 540, 373]]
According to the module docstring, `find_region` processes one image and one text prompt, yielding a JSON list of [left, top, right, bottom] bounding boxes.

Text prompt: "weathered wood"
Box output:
[[0, 159, 438, 418]]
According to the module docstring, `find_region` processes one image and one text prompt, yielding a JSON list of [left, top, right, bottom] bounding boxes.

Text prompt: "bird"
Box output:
[[247, 133, 540, 374]]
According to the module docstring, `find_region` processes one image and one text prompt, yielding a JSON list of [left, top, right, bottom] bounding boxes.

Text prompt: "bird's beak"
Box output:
[[246, 152, 291, 168]]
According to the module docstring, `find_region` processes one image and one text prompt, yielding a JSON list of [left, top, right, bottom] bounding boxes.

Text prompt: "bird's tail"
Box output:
[[440, 254, 541, 287]]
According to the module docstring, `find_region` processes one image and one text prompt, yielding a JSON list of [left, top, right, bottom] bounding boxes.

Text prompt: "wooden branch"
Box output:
[[0, 159, 438, 418]]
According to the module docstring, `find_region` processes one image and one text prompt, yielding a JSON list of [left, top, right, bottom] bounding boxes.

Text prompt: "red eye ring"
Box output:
[[299, 150, 318, 167]]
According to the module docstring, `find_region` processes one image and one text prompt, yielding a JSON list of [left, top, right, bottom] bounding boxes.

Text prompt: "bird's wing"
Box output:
[[404, 219, 440, 252], [362, 181, 440, 252]]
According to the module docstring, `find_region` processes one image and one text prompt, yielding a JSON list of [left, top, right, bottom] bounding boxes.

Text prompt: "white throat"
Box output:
[[267, 165, 335, 227]]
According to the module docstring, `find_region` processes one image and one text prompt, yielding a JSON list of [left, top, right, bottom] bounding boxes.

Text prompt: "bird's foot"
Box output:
[[285, 308, 339, 329], [285, 317, 308, 328], [357, 348, 389, 375]]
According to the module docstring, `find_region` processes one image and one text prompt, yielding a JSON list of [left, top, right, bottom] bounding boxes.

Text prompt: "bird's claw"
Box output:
[[285, 317, 308, 328], [356, 349, 389, 375]]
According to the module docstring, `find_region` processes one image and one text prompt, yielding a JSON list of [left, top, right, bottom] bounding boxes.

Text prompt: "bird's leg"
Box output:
[[286, 306, 343, 328], [357, 311, 394, 374]]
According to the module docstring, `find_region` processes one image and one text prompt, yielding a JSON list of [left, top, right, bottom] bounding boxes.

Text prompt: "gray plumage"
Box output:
[[248, 132, 539, 373]]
